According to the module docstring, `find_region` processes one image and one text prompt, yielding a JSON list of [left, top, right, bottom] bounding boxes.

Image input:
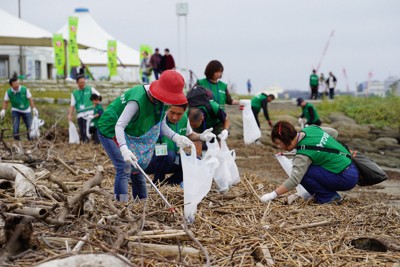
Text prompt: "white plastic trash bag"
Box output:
[[241, 99, 261, 144], [29, 115, 44, 139], [181, 145, 219, 224], [275, 153, 312, 200], [69, 121, 80, 144], [220, 138, 240, 186], [207, 140, 230, 192]]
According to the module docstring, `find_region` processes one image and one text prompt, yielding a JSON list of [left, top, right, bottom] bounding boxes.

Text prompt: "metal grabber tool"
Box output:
[[133, 163, 175, 213]]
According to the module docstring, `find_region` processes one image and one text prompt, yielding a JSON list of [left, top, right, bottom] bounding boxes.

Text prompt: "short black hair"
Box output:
[[76, 74, 85, 83], [9, 76, 18, 85], [90, 94, 102, 102]]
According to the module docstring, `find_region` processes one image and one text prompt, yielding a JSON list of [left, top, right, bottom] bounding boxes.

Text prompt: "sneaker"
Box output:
[[327, 193, 343, 205]]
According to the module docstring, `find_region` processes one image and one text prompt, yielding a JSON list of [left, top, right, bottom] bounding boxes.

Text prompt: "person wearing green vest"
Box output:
[[0, 77, 38, 141], [97, 70, 193, 202], [296, 98, 321, 126], [260, 121, 359, 204], [250, 92, 275, 128], [196, 60, 239, 110], [68, 75, 101, 144], [138, 104, 215, 186], [87, 94, 104, 144], [309, 69, 319, 100]]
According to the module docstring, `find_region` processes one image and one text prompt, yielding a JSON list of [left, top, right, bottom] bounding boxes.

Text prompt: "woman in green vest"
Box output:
[[97, 70, 193, 202], [0, 77, 38, 140], [196, 60, 239, 110], [260, 121, 359, 204]]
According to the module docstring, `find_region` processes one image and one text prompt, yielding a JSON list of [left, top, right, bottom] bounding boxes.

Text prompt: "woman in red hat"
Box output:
[[97, 70, 192, 202]]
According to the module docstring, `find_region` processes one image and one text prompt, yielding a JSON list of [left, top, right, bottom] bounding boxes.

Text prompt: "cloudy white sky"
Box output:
[[1, 0, 399, 94]]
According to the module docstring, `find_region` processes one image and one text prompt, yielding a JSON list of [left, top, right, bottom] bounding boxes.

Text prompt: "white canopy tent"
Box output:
[[58, 8, 140, 67]]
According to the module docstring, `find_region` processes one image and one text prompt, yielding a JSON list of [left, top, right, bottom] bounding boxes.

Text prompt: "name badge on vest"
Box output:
[[155, 143, 168, 156], [79, 104, 85, 110]]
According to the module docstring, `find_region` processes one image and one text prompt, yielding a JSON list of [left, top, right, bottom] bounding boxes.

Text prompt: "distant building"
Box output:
[[388, 79, 400, 96], [357, 80, 386, 97]]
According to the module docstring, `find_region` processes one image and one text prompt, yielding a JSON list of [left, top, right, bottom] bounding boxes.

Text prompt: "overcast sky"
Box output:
[[1, 0, 399, 94]]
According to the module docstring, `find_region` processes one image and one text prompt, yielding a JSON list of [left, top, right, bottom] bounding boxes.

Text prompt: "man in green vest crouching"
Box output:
[[297, 98, 321, 126], [1, 77, 38, 140], [68, 75, 101, 143], [136, 104, 215, 186]]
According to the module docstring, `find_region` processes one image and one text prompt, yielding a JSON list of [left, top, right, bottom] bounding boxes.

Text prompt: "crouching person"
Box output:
[[260, 121, 359, 204], [134, 104, 216, 186]]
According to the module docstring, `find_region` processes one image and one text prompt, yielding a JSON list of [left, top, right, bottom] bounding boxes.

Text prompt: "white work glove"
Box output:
[[0, 109, 5, 119], [172, 134, 193, 148], [218, 129, 229, 140], [260, 191, 278, 203], [86, 114, 95, 120], [33, 107, 39, 117], [298, 117, 303, 124], [119, 145, 138, 168], [200, 128, 216, 142]]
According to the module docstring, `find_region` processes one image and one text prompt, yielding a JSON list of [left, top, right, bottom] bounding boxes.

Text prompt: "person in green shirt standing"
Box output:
[[0, 76, 38, 140], [309, 69, 319, 100], [196, 60, 239, 110], [140, 104, 215, 186], [251, 92, 275, 128], [297, 98, 321, 126], [97, 70, 193, 202], [260, 121, 359, 204], [68, 75, 101, 143]]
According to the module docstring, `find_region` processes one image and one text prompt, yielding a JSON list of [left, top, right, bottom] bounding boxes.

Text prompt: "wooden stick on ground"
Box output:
[[53, 156, 77, 176]]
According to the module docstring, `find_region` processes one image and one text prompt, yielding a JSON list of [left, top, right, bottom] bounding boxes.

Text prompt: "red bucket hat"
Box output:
[[149, 70, 187, 105]]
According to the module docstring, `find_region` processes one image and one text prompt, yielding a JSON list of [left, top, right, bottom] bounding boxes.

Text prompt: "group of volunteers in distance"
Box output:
[[2, 59, 358, 205]]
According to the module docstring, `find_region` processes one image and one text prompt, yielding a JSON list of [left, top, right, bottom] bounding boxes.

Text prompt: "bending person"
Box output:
[[260, 121, 359, 204]]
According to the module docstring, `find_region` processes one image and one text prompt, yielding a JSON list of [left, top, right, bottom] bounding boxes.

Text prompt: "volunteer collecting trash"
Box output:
[[297, 98, 321, 126], [68, 75, 101, 143], [260, 121, 359, 204], [97, 70, 193, 202], [132, 104, 216, 186], [0, 76, 38, 141], [250, 92, 275, 128]]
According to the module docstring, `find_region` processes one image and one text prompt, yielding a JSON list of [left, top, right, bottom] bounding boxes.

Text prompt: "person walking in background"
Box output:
[[297, 98, 321, 126], [251, 92, 275, 128], [0, 76, 38, 141], [88, 94, 104, 144], [68, 75, 101, 144], [196, 60, 239, 110], [260, 121, 359, 204], [160, 48, 175, 73], [326, 72, 337, 99], [140, 51, 151, 84], [319, 73, 327, 98], [309, 69, 319, 100], [247, 79, 252, 95], [97, 70, 193, 202], [150, 48, 162, 80]]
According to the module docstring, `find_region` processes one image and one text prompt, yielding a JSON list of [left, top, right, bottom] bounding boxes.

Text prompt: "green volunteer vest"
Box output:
[[198, 100, 221, 129], [251, 93, 267, 113], [197, 78, 228, 110], [97, 85, 164, 138], [92, 103, 104, 128], [7, 86, 30, 110], [302, 102, 320, 124], [161, 111, 188, 153], [72, 86, 94, 113], [297, 126, 351, 174], [310, 74, 319, 86]]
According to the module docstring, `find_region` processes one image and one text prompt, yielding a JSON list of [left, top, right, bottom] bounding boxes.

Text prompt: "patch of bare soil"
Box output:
[[0, 102, 399, 266]]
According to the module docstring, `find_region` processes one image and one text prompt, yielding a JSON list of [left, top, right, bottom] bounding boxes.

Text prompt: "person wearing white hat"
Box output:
[[97, 70, 192, 202]]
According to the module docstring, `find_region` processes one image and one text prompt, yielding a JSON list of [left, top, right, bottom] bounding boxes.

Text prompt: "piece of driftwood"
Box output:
[[284, 220, 334, 231], [126, 229, 189, 241], [13, 207, 48, 217], [53, 156, 77, 176], [35, 254, 131, 267], [251, 245, 274, 266], [0, 163, 37, 197], [128, 242, 200, 257]]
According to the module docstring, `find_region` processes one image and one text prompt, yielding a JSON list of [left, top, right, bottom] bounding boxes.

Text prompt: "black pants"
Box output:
[[77, 117, 89, 143], [251, 107, 260, 128]]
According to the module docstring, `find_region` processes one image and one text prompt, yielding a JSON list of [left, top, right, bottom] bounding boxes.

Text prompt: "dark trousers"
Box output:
[[251, 107, 260, 128], [143, 151, 183, 185], [77, 117, 89, 143], [11, 110, 32, 140], [329, 88, 335, 99], [310, 86, 318, 99]]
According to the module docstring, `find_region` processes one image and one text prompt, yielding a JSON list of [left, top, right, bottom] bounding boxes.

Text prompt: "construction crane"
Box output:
[[342, 68, 349, 92], [316, 30, 335, 72]]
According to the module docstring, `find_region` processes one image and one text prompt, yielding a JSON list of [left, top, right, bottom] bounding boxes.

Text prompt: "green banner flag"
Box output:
[[68, 16, 80, 67], [52, 33, 65, 77], [108, 40, 117, 77]]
